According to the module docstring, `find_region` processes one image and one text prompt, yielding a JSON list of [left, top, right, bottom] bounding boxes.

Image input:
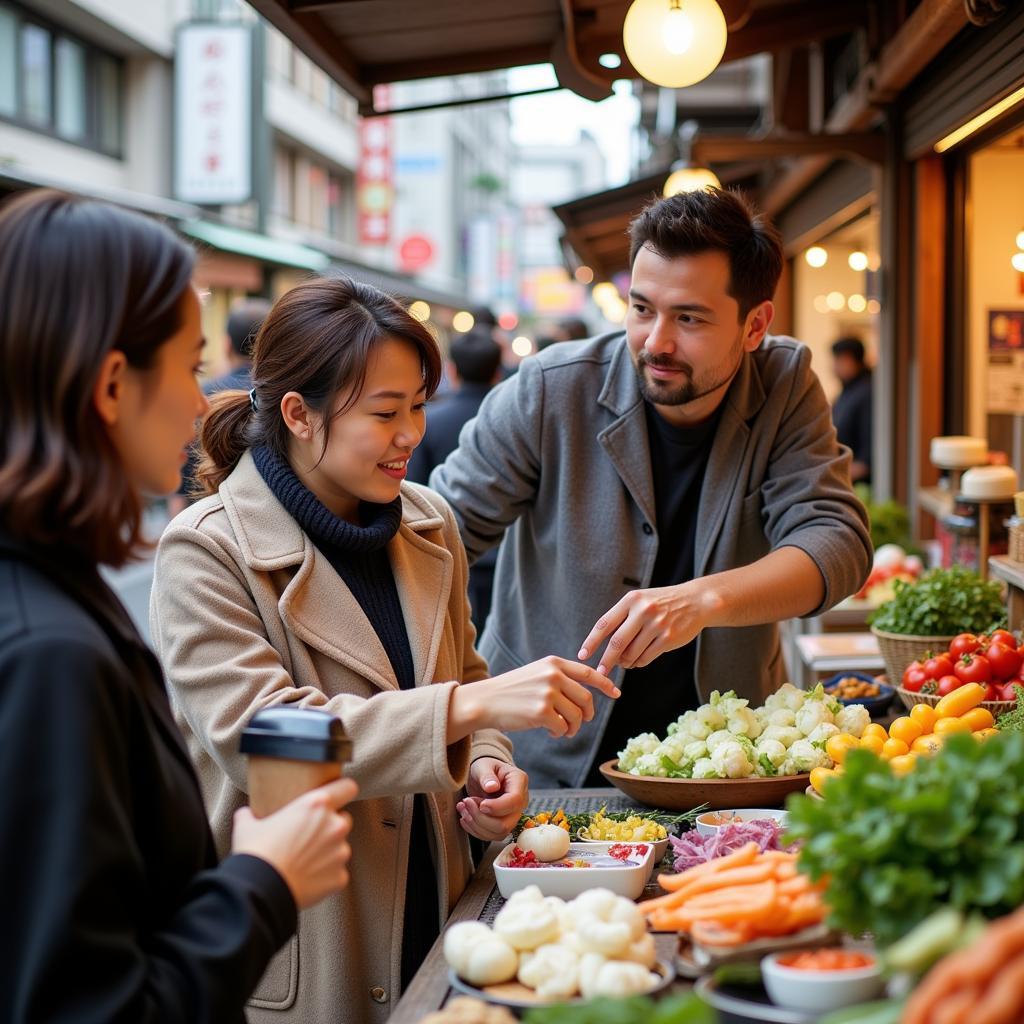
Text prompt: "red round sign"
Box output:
[[399, 234, 435, 272]]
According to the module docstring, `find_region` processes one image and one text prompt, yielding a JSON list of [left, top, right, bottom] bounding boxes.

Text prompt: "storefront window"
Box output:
[[966, 123, 1024, 455], [96, 55, 121, 154], [55, 37, 87, 140], [20, 22, 51, 126]]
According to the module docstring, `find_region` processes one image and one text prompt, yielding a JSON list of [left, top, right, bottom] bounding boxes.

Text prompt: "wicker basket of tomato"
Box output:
[[898, 628, 1021, 715]]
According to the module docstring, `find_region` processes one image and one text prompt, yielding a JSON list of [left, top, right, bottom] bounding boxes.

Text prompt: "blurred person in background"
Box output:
[[408, 328, 503, 632], [171, 297, 272, 514], [830, 336, 873, 485], [0, 189, 356, 1023]]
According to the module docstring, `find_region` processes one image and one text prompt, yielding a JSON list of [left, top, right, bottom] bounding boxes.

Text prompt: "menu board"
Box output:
[[987, 309, 1024, 414]]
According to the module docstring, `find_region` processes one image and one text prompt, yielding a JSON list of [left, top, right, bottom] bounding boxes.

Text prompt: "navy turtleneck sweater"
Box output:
[[252, 445, 439, 987]]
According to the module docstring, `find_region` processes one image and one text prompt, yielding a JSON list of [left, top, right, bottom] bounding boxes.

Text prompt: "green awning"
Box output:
[[181, 219, 331, 272]]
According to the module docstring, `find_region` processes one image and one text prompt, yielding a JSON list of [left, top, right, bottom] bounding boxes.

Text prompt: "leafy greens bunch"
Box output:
[[786, 733, 1024, 946], [867, 566, 1005, 637]]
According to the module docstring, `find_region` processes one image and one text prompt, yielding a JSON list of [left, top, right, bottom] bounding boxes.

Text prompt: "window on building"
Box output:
[[55, 36, 87, 140], [0, 7, 16, 118], [0, 2, 124, 156]]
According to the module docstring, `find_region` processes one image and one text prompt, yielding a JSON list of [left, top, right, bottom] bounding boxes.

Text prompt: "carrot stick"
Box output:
[[656, 842, 760, 891]]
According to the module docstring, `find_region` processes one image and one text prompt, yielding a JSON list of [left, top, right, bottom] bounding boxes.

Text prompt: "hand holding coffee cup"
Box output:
[[233, 707, 357, 909]]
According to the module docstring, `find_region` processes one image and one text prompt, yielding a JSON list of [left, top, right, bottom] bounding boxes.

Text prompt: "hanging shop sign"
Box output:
[[987, 309, 1024, 414], [174, 23, 253, 205]]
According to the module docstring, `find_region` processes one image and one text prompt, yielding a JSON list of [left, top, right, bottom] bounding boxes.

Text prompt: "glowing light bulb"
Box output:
[[511, 336, 534, 357], [663, 4, 693, 54], [826, 291, 845, 311], [848, 251, 869, 272], [1012, 252, 1024, 273], [452, 311, 475, 333], [805, 246, 828, 268]]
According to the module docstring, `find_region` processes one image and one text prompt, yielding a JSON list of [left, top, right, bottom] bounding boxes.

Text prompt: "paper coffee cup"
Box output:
[[240, 707, 352, 818]]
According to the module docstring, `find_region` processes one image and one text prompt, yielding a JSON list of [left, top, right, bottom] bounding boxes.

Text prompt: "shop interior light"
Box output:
[[934, 83, 1024, 153], [592, 282, 620, 305], [622, 0, 727, 89], [867, 252, 881, 272], [826, 291, 846, 311], [867, 299, 881, 315], [663, 165, 721, 196], [813, 295, 830, 314], [452, 311, 475, 333], [599, 52, 622, 69], [574, 265, 595, 284], [805, 246, 828, 268], [511, 336, 534, 357], [1017, 230, 1024, 251], [602, 299, 627, 324], [408, 300, 430, 322], [848, 251, 869, 272], [1012, 252, 1024, 273], [498, 312, 519, 330], [847, 293, 867, 313]]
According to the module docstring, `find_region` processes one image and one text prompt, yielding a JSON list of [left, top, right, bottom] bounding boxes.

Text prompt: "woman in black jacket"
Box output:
[[0, 189, 357, 1023]]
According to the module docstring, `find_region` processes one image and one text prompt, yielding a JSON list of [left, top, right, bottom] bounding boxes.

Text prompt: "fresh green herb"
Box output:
[[712, 961, 762, 987], [660, 755, 691, 779], [758, 753, 778, 777], [855, 484, 920, 555], [524, 994, 714, 1024], [996, 685, 1024, 732], [867, 566, 1006, 637], [786, 734, 1024, 946]]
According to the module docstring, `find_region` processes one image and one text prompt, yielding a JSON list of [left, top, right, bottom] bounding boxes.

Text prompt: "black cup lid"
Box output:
[[240, 707, 353, 764]]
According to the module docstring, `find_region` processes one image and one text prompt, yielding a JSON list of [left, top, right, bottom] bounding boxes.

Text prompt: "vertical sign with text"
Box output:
[[174, 23, 253, 205], [357, 89, 393, 246]]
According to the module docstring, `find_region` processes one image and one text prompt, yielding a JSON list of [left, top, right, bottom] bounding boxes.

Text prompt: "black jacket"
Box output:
[[0, 529, 296, 1023]]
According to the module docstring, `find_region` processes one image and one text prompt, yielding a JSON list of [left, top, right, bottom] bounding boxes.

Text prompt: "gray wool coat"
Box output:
[[429, 331, 872, 788]]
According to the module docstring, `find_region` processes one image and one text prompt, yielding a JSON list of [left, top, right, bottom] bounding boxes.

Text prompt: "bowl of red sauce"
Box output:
[[762, 948, 884, 1012]]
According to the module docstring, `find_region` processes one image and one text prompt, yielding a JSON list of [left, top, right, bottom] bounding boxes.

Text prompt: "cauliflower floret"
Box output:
[[566, 889, 645, 958], [617, 733, 661, 772], [806, 722, 841, 746], [761, 724, 803, 748], [705, 729, 735, 752], [765, 683, 807, 713], [630, 752, 669, 777], [655, 734, 688, 763], [619, 932, 657, 968], [785, 738, 831, 773], [768, 708, 797, 728], [710, 741, 754, 779], [682, 739, 709, 761], [518, 944, 580, 1000], [835, 703, 871, 739], [444, 922, 519, 985], [754, 737, 787, 772], [696, 702, 727, 731], [691, 757, 719, 779], [795, 700, 834, 736], [727, 706, 763, 739]]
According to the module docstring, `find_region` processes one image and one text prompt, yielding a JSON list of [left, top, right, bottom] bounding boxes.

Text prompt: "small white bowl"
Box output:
[[761, 951, 884, 1013], [578, 836, 670, 880], [695, 808, 788, 837], [493, 841, 653, 900]]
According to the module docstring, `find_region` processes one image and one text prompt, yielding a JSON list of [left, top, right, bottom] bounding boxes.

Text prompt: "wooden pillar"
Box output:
[[911, 156, 947, 539]]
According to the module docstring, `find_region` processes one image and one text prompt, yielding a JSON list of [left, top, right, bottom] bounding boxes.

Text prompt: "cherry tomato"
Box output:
[[936, 675, 962, 697], [902, 660, 925, 686], [984, 682, 1003, 702], [950, 634, 981, 659], [902, 667, 928, 692], [982, 641, 1022, 681], [954, 653, 992, 686], [990, 629, 1016, 648], [923, 653, 954, 680], [998, 682, 1021, 702]]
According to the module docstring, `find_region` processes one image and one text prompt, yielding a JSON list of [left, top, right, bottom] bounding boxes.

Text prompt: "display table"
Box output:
[[389, 789, 694, 1024], [989, 555, 1024, 631], [792, 631, 884, 690]]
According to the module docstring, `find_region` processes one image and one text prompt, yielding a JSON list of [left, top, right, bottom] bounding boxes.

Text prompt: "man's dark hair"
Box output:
[[227, 298, 272, 358], [831, 336, 866, 363], [450, 329, 502, 384], [628, 187, 784, 318]]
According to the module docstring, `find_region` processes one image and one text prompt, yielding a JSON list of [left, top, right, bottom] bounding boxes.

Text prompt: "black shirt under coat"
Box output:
[[0, 528, 296, 1024], [586, 402, 722, 784]]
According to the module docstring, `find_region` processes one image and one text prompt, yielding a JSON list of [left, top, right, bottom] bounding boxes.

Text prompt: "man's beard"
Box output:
[[634, 334, 745, 407]]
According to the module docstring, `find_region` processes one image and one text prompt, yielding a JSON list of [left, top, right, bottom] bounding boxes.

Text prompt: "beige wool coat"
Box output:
[[149, 451, 514, 1024]]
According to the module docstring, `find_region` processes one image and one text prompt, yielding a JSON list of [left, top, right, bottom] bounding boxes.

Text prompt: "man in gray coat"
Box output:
[[430, 188, 872, 788]]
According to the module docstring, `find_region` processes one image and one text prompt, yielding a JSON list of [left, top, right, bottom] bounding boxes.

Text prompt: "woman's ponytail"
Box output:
[[194, 389, 254, 496]]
